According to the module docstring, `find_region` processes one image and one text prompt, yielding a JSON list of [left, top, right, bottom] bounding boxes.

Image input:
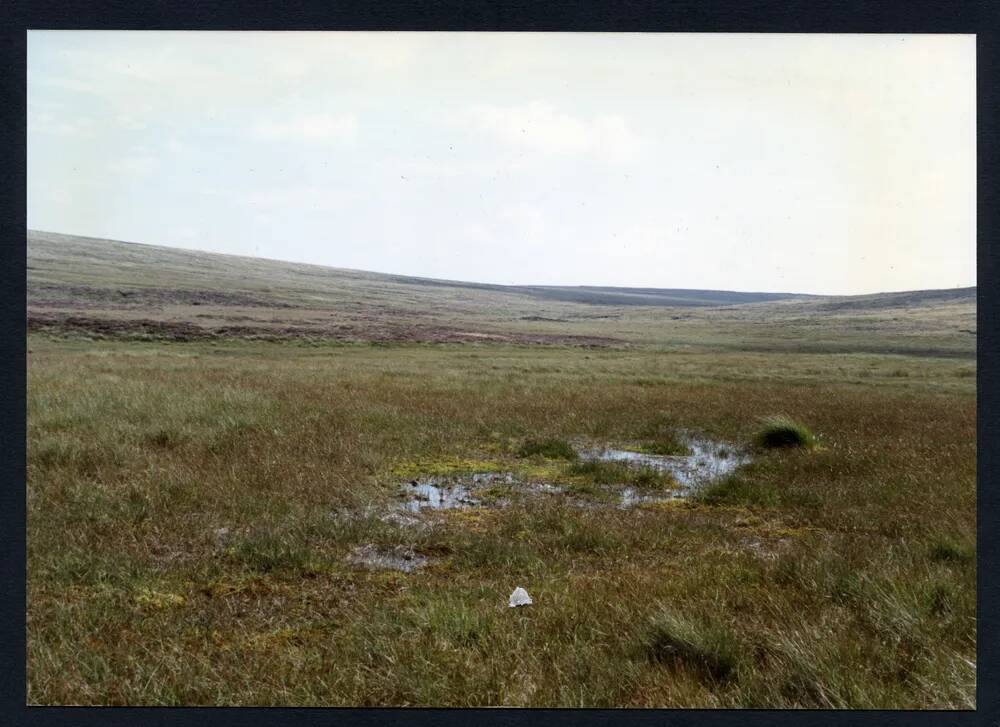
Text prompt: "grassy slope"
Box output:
[[28, 230, 976, 355], [28, 230, 815, 307], [26, 232, 976, 707]]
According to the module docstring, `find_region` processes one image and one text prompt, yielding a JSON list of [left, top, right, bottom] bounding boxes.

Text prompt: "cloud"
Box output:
[[116, 114, 148, 131], [247, 112, 359, 145], [463, 101, 639, 160], [272, 57, 311, 78], [38, 75, 101, 95], [29, 111, 98, 138], [239, 185, 359, 214], [372, 156, 530, 180], [108, 155, 160, 176]]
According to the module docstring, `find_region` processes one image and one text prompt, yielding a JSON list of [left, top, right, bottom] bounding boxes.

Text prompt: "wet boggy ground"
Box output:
[[397, 436, 750, 513]]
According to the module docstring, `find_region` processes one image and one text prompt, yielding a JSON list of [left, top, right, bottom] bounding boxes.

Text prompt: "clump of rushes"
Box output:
[[644, 611, 741, 684], [517, 437, 578, 460], [755, 415, 817, 450]]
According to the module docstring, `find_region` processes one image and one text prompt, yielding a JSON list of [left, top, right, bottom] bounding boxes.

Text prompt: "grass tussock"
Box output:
[[928, 538, 973, 565], [755, 415, 817, 450], [517, 438, 578, 460], [644, 611, 742, 683]]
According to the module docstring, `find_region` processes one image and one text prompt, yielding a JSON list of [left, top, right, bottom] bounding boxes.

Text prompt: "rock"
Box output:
[[508, 586, 533, 608]]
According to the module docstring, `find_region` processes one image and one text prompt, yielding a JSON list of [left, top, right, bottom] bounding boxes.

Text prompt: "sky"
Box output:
[[27, 32, 976, 295]]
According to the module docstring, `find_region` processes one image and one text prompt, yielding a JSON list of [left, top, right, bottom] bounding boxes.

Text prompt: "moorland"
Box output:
[[27, 230, 976, 707]]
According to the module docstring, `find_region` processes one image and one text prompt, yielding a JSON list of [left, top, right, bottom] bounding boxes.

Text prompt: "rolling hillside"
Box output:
[[27, 230, 976, 356]]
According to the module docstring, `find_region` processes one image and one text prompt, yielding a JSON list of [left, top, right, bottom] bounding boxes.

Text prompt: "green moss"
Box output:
[[133, 587, 187, 610], [516, 460, 572, 481], [478, 483, 517, 503], [388, 456, 506, 479]]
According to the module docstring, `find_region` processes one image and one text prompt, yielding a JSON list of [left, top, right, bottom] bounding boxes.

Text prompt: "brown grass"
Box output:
[[26, 336, 976, 707]]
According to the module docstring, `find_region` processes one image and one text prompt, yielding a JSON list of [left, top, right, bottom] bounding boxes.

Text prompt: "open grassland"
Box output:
[[28, 337, 975, 707], [26, 232, 976, 707]]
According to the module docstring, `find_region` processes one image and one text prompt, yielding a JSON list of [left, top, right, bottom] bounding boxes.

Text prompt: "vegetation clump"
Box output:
[[928, 538, 973, 564], [925, 582, 955, 617], [644, 611, 741, 683], [755, 416, 817, 450], [630, 434, 691, 456], [694, 472, 779, 507], [566, 460, 674, 489], [517, 438, 578, 460]]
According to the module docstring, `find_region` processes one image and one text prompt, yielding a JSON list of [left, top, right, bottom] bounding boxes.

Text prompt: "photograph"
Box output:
[[25, 30, 976, 707]]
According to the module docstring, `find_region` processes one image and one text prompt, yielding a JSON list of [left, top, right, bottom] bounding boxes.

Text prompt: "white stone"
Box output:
[[508, 586, 533, 608]]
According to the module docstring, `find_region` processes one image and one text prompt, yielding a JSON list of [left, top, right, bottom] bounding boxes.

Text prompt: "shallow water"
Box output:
[[401, 481, 479, 512], [397, 435, 749, 512], [584, 436, 750, 492], [400, 472, 517, 512], [618, 486, 686, 508]]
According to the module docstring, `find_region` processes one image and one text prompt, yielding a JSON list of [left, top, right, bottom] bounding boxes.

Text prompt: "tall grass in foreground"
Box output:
[[644, 611, 741, 683]]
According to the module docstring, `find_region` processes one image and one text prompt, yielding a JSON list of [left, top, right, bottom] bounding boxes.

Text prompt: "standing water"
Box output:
[[402, 480, 478, 512], [397, 436, 749, 512], [582, 436, 750, 493]]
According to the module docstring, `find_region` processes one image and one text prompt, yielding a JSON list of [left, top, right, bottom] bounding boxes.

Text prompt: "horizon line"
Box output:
[[27, 228, 977, 300]]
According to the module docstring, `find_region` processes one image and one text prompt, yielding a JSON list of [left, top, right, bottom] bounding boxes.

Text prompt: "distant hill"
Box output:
[[26, 230, 976, 355], [379, 275, 816, 307], [27, 230, 817, 308], [808, 287, 976, 311]]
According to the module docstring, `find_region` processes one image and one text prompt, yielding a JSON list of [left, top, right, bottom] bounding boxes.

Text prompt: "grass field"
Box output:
[[26, 232, 976, 707]]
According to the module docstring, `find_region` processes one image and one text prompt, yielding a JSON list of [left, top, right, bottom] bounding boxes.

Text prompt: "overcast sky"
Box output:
[[28, 32, 975, 295]]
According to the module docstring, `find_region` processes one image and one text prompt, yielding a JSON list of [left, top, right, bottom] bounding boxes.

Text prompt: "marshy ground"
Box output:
[[26, 232, 976, 707]]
